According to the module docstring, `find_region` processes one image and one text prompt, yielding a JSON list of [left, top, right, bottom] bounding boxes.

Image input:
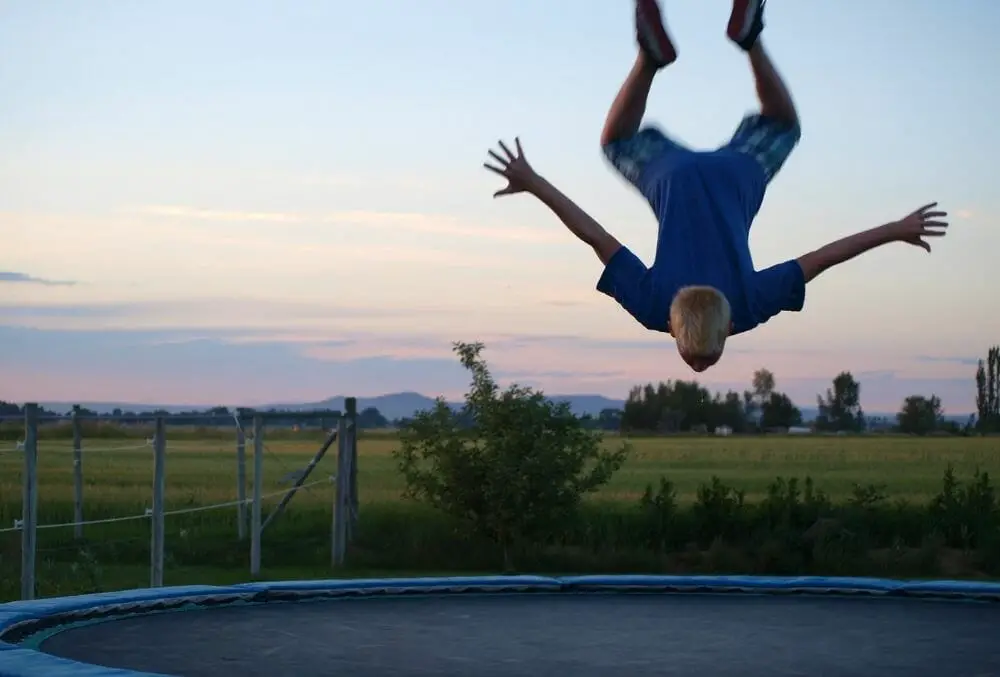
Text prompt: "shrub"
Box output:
[[638, 477, 680, 551], [393, 342, 630, 568], [691, 476, 746, 546], [928, 464, 999, 549]]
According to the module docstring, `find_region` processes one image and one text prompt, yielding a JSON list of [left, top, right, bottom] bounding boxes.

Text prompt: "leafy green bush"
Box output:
[[691, 476, 747, 546], [638, 477, 680, 552], [393, 342, 630, 569]]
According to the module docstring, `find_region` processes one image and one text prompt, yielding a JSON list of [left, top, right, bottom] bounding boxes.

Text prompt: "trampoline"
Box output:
[[1, 575, 999, 676]]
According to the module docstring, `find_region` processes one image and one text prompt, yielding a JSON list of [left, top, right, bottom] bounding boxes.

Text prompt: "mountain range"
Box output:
[[37, 393, 624, 421]]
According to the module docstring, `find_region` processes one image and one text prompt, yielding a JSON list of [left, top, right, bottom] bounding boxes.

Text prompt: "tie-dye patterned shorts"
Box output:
[[603, 113, 801, 188]]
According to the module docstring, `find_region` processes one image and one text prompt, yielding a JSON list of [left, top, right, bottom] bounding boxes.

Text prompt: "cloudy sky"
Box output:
[[2, 0, 996, 413]]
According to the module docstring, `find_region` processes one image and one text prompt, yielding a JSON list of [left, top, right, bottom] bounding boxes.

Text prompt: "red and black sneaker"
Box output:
[[727, 0, 765, 51], [635, 0, 676, 68]]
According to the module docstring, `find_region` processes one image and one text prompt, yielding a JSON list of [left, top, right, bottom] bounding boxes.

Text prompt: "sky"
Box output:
[[1, 0, 997, 414]]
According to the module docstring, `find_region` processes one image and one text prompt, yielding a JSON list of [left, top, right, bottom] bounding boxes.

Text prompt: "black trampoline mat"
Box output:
[[38, 593, 1000, 676]]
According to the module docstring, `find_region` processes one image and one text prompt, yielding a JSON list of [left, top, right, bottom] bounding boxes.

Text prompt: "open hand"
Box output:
[[483, 137, 539, 198], [890, 202, 949, 252]]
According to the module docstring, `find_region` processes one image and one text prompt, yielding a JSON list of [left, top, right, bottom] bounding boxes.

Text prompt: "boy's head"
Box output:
[[669, 286, 732, 372]]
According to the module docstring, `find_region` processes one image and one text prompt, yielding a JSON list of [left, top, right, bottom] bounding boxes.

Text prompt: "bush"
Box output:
[[393, 342, 630, 569]]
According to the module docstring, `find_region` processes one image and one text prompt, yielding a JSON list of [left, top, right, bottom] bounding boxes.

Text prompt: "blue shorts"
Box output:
[[603, 113, 801, 187]]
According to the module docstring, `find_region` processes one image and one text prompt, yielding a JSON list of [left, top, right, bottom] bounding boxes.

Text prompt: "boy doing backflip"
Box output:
[[484, 0, 948, 372]]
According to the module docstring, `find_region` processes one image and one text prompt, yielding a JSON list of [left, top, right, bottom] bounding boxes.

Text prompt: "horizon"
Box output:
[[2, 1, 996, 414], [16, 385, 977, 418]]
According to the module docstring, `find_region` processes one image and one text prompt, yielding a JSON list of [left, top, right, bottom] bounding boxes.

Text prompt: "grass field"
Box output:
[[4, 432, 999, 508], [1, 432, 999, 601]]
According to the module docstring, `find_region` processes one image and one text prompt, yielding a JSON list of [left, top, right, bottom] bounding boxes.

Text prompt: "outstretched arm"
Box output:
[[526, 176, 622, 264], [484, 138, 622, 264], [796, 203, 948, 283]]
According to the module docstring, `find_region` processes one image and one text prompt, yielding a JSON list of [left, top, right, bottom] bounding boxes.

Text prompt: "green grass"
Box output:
[[5, 433, 997, 509], [1, 433, 999, 602], [2, 434, 998, 540]]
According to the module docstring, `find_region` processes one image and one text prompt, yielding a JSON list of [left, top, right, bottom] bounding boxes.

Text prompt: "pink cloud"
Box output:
[[0, 298, 459, 334]]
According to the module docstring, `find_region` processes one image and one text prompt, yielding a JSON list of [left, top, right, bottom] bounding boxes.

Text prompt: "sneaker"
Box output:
[[635, 0, 676, 68], [727, 0, 765, 51]]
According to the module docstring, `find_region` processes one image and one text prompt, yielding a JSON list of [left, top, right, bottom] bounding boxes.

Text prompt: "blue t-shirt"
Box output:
[[596, 147, 805, 335]]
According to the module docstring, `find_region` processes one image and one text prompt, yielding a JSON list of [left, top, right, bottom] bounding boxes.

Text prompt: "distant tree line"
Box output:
[[0, 402, 390, 431], [617, 344, 998, 436], [617, 369, 811, 434]]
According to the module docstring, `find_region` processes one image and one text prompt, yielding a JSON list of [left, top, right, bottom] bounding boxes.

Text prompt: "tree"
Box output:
[[393, 342, 629, 568], [760, 392, 803, 429], [896, 395, 944, 435], [621, 380, 749, 433], [976, 346, 999, 433], [815, 371, 865, 432], [357, 407, 389, 429], [744, 368, 776, 431], [597, 408, 623, 431], [745, 368, 802, 431], [739, 390, 756, 428], [752, 369, 776, 403]]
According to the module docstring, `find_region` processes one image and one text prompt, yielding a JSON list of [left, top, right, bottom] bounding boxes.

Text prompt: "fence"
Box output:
[[1, 400, 359, 601]]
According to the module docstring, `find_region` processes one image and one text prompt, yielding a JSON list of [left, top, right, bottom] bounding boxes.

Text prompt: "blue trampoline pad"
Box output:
[[2, 575, 999, 676]]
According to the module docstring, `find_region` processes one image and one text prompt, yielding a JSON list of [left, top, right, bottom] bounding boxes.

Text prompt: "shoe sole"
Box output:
[[727, 0, 761, 44], [636, 0, 676, 65]]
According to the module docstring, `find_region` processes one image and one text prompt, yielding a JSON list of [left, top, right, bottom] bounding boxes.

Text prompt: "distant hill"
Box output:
[[35, 392, 625, 421], [267, 392, 628, 421]]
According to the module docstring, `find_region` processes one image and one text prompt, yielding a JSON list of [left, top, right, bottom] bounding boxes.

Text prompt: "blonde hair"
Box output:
[[669, 286, 731, 358]]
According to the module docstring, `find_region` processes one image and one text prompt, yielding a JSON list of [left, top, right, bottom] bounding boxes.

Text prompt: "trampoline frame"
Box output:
[[2, 574, 1000, 677]]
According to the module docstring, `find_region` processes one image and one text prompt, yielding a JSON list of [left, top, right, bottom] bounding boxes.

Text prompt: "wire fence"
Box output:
[[0, 479, 333, 535], [1, 401, 360, 601]]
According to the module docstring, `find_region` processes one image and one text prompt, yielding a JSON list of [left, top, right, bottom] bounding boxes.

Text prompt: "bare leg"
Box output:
[[747, 40, 798, 125], [600, 52, 660, 146]]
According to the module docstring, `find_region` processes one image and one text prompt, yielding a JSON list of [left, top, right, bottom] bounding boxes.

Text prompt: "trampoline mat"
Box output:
[[39, 593, 1000, 676]]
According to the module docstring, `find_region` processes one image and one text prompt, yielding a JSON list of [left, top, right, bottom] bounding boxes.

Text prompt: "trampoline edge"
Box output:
[[2, 574, 1000, 676]]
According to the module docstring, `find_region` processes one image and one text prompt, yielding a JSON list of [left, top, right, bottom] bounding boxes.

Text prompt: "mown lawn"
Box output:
[[3, 433, 997, 517]]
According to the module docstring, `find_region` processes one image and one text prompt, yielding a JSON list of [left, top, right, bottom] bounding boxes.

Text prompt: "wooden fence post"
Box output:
[[20, 403, 39, 601], [150, 417, 166, 588], [72, 405, 83, 539], [345, 398, 358, 537], [250, 413, 264, 577], [332, 415, 348, 567], [235, 411, 247, 540]]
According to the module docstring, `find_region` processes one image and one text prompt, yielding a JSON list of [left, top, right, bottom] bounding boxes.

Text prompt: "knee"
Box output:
[[600, 135, 623, 164], [775, 112, 801, 139], [789, 118, 802, 142], [601, 123, 659, 150], [761, 112, 802, 138], [600, 128, 626, 150], [778, 119, 802, 157]]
